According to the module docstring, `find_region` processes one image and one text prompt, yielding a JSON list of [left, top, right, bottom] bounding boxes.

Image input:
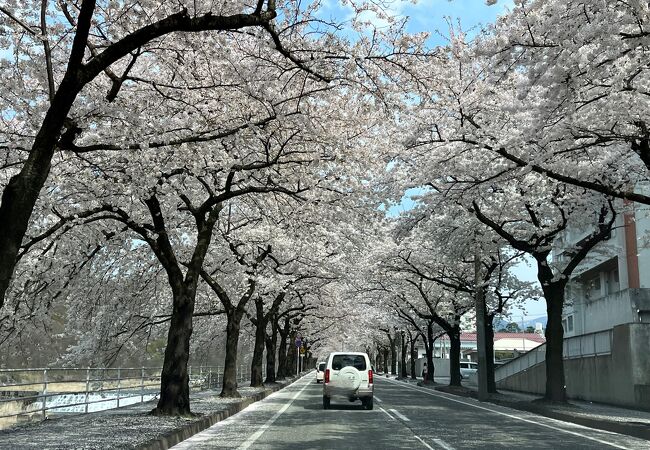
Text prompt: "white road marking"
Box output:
[[414, 435, 435, 449], [379, 406, 395, 420], [374, 396, 383, 403], [389, 408, 411, 421], [381, 378, 632, 450], [433, 438, 457, 450], [237, 380, 312, 449]]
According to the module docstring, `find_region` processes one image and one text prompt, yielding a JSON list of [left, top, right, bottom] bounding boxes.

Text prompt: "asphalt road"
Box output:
[[171, 374, 650, 449]]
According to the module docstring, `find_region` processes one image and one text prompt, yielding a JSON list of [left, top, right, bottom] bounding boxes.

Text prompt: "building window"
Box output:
[[607, 269, 620, 294], [562, 315, 574, 333], [591, 276, 601, 291], [585, 275, 601, 298]]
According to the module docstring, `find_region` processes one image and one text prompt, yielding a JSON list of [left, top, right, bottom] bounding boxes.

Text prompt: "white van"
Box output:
[[315, 361, 326, 383], [460, 361, 478, 379], [322, 352, 373, 410]]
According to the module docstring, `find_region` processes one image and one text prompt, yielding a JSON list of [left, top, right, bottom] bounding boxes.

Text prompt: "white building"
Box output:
[[415, 332, 545, 362]]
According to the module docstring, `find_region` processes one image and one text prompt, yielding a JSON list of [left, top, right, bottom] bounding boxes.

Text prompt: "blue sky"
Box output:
[[317, 0, 514, 46], [394, 0, 514, 44]]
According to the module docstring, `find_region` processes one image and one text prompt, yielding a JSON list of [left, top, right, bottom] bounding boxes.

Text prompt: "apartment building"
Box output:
[[555, 204, 650, 337]]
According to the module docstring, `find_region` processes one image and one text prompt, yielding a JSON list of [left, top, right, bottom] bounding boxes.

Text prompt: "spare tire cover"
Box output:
[[337, 366, 361, 391]]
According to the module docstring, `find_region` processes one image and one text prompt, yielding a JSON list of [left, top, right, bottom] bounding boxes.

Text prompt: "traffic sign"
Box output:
[[295, 337, 302, 348], [300, 346, 306, 355]]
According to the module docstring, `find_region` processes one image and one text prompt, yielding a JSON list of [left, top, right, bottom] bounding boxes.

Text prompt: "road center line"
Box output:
[[379, 406, 396, 420], [380, 378, 630, 449], [389, 408, 411, 421], [237, 379, 312, 449]]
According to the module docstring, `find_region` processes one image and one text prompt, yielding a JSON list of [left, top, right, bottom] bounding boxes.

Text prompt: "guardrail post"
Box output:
[[208, 366, 212, 389], [41, 368, 48, 421], [85, 367, 90, 413], [117, 368, 121, 408]]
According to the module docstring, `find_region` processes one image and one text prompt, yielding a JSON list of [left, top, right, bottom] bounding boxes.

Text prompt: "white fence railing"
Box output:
[[494, 329, 612, 382], [0, 363, 262, 429]]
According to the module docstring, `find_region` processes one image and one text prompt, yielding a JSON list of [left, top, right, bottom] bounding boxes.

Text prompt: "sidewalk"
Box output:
[[0, 376, 302, 450], [387, 374, 650, 441]]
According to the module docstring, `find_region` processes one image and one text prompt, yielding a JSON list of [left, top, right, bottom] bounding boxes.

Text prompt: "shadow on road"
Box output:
[[302, 401, 366, 411]]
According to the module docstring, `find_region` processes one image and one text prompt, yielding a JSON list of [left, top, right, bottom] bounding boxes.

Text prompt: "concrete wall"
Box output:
[[580, 290, 638, 334], [496, 323, 650, 409], [568, 288, 650, 336], [414, 357, 450, 378]]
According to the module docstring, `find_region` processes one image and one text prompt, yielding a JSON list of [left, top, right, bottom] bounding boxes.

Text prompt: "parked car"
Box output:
[[460, 361, 478, 379], [322, 352, 373, 410], [315, 361, 326, 383]]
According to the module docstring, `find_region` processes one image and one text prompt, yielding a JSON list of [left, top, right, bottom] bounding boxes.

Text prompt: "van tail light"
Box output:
[[368, 369, 373, 384], [324, 369, 330, 384]]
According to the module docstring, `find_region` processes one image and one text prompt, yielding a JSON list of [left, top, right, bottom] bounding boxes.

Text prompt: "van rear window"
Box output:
[[331, 354, 366, 371], [318, 363, 326, 371]]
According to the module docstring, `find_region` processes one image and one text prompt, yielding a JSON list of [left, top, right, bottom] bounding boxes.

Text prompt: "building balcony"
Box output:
[[564, 288, 650, 336]]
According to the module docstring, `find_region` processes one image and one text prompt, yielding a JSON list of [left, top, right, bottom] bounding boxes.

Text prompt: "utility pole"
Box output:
[[475, 246, 489, 401]]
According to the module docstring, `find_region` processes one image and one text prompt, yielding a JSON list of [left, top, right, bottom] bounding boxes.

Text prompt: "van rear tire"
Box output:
[[323, 396, 330, 409]]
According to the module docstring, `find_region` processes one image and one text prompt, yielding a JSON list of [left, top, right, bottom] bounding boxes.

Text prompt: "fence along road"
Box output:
[[0, 364, 260, 430]]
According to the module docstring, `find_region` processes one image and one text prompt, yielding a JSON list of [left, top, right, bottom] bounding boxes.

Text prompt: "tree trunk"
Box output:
[[151, 288, 195, 415], [220, 310, 243, 398], [264, 318, 278, 383], [250, 323, 265, 387], [410, 334, 418, 380], [449, 326, 462, 387], [425, 323, 435, 382], [400, 336, 408, 378], [276, 317, 290, 379], [390, 338, 397, 375], [485, 314, 497, 393], [382, 348, 389, 374], [250, 301, 266, 387], [544, 283, 567, 402]]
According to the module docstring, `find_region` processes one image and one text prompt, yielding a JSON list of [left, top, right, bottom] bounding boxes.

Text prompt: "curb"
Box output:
[[433, 385, 650, 441], [137, 376, 302, 450]]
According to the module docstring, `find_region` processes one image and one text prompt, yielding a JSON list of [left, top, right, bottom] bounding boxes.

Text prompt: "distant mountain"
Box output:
[[524, 316, 547, 329], [492, 316, 547, 331], [493, 317, 509, 331]]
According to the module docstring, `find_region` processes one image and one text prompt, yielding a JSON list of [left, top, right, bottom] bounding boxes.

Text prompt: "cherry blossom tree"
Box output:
[[476, 1, 650, 205], [0, 0, 329, 308]]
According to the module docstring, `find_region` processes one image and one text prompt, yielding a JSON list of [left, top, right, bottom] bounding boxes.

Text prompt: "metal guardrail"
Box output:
[[494, 329, 612, 382], [0, 363, 262, 429]]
